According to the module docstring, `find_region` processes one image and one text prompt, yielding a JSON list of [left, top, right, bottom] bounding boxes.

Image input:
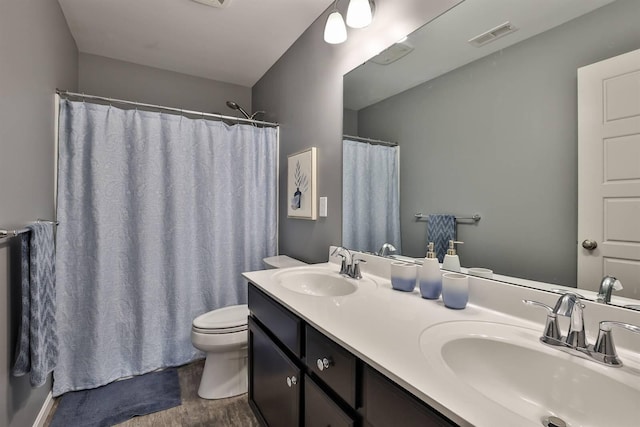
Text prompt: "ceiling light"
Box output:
[[324, 2, 347, 44], [346, 0, 374, 29]]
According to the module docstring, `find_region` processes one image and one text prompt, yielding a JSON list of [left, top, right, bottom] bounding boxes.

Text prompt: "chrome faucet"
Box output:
[[376, 243, 397, 257], [524, 292, 586, 350], [596, 275, 622, 304], [331, 247, 367, 279], [525, 292, 640, 367]]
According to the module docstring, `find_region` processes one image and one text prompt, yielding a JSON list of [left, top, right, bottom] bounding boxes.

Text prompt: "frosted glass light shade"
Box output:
[[324, 11, 347, 44], [346, 0, 372, 29]]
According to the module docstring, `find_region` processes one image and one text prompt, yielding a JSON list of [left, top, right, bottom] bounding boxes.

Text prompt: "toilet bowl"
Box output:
[[191, 304, 249, 399]]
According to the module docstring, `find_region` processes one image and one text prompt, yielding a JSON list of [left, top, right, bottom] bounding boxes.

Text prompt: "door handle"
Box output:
[[581, 239, 597, 250]]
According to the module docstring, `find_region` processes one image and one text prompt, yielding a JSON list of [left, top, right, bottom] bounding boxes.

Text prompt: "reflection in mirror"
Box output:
[[342, 136, 400, 255], [342, 0, 640, 306]]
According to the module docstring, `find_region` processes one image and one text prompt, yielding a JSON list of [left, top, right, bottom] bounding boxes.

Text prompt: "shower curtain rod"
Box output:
[[56, 90, 279, 128], [343, 134, 398, 147]]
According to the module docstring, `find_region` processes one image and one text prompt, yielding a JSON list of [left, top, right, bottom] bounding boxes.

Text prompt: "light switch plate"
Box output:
[[319, 197, 328, 217]]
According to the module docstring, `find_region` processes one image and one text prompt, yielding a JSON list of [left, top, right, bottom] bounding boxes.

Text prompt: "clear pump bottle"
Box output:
[[419, 242, 442, 299]]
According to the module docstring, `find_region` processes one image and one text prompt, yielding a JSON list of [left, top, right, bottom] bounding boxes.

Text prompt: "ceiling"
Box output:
[[344, 0, 616, 110], [58, 0, 335, 88]]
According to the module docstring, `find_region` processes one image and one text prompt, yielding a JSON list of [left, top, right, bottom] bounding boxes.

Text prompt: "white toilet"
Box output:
[[191, 304, 249, 399], [191, 256, 306, 399]]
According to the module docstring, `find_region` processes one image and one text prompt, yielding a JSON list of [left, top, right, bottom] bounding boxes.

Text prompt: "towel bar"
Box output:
[[414, 213, 481, 222], [0, 219, 59, 240]]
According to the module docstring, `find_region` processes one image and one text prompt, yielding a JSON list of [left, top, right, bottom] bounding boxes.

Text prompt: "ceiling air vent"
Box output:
[[468, 21, 518, 47], [191, 0, 233, 8], [370, 42, 414, 66]]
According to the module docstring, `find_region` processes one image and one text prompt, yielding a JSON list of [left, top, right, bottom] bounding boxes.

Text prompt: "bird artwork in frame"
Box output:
[[287, 147, 317, 220]]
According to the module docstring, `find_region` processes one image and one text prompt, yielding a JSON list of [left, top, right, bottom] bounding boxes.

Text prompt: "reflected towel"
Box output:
[[427, 215, 456, 263], [11, 222, 58, 387]]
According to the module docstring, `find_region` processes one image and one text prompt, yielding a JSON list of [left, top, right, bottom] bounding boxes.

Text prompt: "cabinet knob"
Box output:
[[286, 376, 297, 387], [316, 357, 332, 371]]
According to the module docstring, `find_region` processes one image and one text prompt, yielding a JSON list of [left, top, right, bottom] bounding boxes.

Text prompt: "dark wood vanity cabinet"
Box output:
[[362, 366, 456, 427], [248, 282, 457, 427], [304, 375, 354, 427], [249, 317, 301, 427]]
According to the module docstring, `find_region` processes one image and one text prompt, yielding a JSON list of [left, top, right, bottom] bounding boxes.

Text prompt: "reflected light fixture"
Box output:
[[324, 1, 347, 44], [346, 0, 374, 29]]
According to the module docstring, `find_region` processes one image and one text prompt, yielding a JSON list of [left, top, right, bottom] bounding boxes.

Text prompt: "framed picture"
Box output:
[[287, 147, 317, 220]]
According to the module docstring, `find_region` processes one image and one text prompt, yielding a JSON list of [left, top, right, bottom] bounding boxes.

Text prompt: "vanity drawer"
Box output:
[[248, 283, 302, 357], [305, 325, 357, 408], [362, 365, 456, 427], [304, 375, 354, 427]]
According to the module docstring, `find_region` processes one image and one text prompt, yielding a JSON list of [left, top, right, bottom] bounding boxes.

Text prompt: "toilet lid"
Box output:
[[193, 304, 249, 331]]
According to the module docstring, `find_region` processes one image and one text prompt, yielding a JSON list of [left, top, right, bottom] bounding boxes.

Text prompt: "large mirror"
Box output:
[[342, 0, 640, 306]]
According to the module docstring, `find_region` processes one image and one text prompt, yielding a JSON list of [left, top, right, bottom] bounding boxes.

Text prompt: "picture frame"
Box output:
[[287, 147, 317, 220]]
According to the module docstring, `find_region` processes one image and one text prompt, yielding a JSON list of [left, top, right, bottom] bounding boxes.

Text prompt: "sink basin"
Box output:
[[272, 266, 376, 297], [419, 321, 640, 427]]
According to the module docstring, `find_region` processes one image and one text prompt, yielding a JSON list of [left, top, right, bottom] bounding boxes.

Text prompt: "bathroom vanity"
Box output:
[[247, 283, 454, 427], [243, 252, 640, 427]]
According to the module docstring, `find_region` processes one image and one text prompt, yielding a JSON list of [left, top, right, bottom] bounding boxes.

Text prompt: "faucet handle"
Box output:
[[523, 300, 561, 342], [332, 252, 349, 275], [592, 321, 640, 367], [351, 258, 366, 279]]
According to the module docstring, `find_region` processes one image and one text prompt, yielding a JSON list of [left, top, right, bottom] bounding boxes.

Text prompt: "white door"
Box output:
[[578, 48, 640, 299]]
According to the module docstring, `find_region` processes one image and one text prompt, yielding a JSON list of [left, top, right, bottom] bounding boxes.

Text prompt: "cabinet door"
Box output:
[[362, 365, 456, 427], [249, 317, 301, 427], [304, 375, 354, 427]]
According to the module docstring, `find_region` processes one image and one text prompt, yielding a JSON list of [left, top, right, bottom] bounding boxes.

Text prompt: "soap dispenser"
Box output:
[[442, 240, 463, 272], [419, 242, 442, 299]]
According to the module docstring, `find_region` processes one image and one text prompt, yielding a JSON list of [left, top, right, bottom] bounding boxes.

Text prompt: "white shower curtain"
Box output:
[[342, 139, 401, 254], [54, 99, 277, 395]]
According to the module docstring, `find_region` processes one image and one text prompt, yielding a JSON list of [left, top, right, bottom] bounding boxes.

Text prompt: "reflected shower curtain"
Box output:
[[342, 139, 401, 253], [54, 100, 277, 395]]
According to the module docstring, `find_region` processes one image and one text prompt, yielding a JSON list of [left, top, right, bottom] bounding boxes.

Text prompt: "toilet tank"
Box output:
[[263, 255, 307, 269]]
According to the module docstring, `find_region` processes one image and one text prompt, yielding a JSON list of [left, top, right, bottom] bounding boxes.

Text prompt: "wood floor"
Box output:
[[44, 360, 260, 427]]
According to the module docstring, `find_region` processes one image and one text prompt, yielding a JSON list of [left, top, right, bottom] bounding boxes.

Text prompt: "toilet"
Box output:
[[191, 304, 249, 399], [263, 255, 307, 269], [191, 256, 306, 399]]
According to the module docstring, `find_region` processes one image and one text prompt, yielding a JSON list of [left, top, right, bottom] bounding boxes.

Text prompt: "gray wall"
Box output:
[[357, 0, 640, 286], [343, 109, 358, 136], [79, 53, 251, 116], [253, 0, 463, 263], [0, 1, 78, 426]]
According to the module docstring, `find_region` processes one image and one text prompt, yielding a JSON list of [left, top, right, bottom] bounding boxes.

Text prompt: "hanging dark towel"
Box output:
[[11, 222, 58, 387], [427, 215, 457, 263], [12, 233, 32, 377]]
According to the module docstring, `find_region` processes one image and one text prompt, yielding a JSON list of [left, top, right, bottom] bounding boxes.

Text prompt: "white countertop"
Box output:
[[243, 260, 555, 427]]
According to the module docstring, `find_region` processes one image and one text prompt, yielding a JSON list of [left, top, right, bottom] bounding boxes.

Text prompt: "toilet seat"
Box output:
[[192, 304, 248, 334]]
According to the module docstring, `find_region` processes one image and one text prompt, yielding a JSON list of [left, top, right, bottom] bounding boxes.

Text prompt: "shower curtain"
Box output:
[[342, 139, 401, 254], [54, 99, 277, 396]]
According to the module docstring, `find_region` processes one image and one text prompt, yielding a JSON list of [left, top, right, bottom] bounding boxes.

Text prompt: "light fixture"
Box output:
[[346, 0, 374, 29], [324, 1, 347, 44]]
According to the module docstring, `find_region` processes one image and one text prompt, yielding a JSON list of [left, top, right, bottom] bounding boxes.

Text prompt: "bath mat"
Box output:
[[50, 368, 181, 427]]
